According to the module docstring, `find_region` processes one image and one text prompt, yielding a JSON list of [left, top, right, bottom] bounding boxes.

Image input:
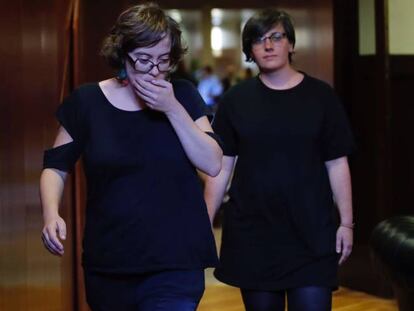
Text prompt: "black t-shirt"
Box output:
[[44, 80, 218, 273], [212, 74, 355, 286]]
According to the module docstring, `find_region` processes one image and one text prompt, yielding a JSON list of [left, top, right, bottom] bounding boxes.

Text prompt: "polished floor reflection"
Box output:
[[198, 285, 398, 311], [200, 228, 398, 311]]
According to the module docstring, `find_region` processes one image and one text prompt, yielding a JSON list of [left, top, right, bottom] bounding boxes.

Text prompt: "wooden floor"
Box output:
[[198, 285, 398, 311]]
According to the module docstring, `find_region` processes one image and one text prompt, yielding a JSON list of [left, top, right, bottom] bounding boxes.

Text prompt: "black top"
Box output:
[[212, 74, 355, 288], [44, 80, 218, 274]]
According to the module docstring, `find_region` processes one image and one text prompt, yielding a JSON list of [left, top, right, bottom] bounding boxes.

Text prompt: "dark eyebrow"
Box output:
[[133, 52, 170, 58], [268, 31, 283, 36]]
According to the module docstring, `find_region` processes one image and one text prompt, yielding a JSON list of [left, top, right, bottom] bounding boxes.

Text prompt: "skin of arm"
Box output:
[[134, 78, 223, 176], [325, 156, 353, 265], [202, 156, 236, 224], [167, 104, 223, 177], [40, 126, 72, 256]]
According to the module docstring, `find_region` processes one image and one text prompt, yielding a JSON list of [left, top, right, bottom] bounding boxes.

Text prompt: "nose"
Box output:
[[148, 64, 160, 77], [264, 38, 273, 50]]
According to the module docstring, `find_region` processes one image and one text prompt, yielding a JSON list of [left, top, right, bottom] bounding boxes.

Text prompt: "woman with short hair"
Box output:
[[204, 9, 355, 311], [40, 3, 222, 310]]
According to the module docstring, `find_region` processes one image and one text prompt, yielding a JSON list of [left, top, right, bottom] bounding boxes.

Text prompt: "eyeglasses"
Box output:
[[126, 54, 171, 73], [252, 32, 287, 46]]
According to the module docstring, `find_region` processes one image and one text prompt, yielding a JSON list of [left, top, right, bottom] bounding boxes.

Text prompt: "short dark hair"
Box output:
[[100, 2, 186, 70], [242, 9, 296, 63]]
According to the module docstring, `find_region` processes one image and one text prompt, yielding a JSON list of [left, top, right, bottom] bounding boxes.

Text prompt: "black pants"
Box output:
[[241, 286, 332, 311], [84, 269, 205, 311]]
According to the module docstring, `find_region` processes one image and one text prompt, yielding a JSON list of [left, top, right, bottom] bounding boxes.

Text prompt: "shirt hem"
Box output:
[[214, 270, 338, 291], [82, 261, 218, 275]]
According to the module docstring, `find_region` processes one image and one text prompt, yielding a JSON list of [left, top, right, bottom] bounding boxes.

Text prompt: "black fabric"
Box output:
[[287, 286, 332, 311], [43, 142, 83, 172], [84, 269, 205, 311], [43, 79, 218, 273], [240, 286, 331, 311], [212, 74, 355, 290], [241, 289, 285, 311]]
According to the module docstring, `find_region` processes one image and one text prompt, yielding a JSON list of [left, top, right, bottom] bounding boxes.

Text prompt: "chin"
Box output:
[[260, 65, 281, 73], [259, 61, 288, 73]]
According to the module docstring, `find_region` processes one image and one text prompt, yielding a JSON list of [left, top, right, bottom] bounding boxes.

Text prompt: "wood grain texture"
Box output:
[[198, 285, 398, 311], [0, 0, 75, 310]]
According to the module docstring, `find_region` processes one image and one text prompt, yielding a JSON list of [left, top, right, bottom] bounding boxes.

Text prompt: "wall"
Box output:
[[334, 0, 414, 296], [0, 0, 76, 310], [78, 0, 334, 85]]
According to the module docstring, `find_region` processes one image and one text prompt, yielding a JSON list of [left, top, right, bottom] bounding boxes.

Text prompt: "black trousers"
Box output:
[[84, 269, 205, 311]]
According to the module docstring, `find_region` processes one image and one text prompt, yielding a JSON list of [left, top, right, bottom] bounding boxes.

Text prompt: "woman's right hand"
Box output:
[[41, 215, 66, 256]]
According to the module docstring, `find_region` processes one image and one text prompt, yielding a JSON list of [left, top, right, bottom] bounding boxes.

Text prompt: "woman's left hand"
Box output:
[[133, 78, 179, 113], [336, 226, 353, 265]]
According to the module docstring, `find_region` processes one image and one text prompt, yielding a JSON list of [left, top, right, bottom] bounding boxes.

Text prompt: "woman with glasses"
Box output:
[[40, 3, 222, 310], [203, 9, 355, 311]]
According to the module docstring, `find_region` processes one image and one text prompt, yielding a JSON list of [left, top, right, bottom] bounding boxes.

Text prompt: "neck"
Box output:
[[115, 78, 147, 110], [259, 65, 299, 88], [100, 78, 148, 111]]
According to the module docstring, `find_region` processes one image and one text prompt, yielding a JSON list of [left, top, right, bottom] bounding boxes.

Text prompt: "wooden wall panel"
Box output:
[[334, 0, 414, 297], [0, 0, 75, 310], [390, 56, 414, 216]]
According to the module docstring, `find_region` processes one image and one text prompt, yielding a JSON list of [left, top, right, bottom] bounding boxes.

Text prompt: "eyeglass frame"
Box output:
[[252, 32, 287, 47], [126, 54, 171, 73]]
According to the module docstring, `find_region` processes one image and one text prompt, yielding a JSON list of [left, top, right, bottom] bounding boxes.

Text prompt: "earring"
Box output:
[[116, 68, 129, 86]]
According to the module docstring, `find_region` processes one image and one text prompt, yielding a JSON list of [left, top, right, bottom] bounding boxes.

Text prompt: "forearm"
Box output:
[[202, 156, 235, 223], [166, 101, 222, 176], [325, 157, 353, 226], [40, 168, 67, 222]]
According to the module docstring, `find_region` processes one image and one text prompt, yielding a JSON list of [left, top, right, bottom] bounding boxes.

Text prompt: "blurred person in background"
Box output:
[[221, 64, 237, 93], [197, 65, 223, 119]]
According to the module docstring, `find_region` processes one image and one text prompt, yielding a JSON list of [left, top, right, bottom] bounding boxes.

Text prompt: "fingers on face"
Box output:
[[134, 82, 157, 103], [151, 79, 169, 88], [136, 78, 159, 92]]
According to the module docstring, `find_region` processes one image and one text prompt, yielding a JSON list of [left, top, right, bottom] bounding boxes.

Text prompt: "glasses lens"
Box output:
[[135, 59, 170, 73], [253, 32, 286, 46], [157, 61, 170, 72], [270, 32, 284, 42], [135, 59, 152, 72]]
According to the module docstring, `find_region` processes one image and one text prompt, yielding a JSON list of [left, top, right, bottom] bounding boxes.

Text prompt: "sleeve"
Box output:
[[321, 89, 356, 161], [212, 95, 238, 156], [56, 90, 85, 142], [43, 90, 86, 172], [173, 79, 206, 120]]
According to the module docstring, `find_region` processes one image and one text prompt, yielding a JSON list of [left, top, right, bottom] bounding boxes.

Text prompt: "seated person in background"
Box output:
[[197, 65, 223, 117]]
